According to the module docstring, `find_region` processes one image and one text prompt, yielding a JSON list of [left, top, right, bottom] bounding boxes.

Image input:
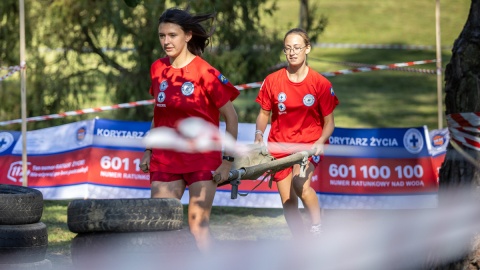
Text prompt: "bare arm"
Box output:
[[219, 100, 238, 155], [214, 101, 238, 183], [313, 112, 335, 155], [255, 108, 270, 144], [140, 119, 155, 173]]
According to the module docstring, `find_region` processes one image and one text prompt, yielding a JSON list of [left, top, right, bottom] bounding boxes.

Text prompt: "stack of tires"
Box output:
[[67, 198, 198, 269], [0, 184, 51, 270]]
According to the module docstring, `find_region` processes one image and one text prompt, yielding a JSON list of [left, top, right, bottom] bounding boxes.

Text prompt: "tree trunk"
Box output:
[[299, 0, 309, 30], [440, 0, 480, 188], [436, 0, 480, 269]]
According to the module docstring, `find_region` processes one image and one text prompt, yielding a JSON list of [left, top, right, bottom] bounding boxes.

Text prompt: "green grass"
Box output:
[[265, 0, 470, 46], [237, 0, 471, 130], [41, 201, 76, 256], [234, 47, 444, 129], [41, 200, 291, 259]]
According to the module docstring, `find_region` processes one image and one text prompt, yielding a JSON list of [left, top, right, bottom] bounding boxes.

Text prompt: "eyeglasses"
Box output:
[[283, 46, 307, 55]]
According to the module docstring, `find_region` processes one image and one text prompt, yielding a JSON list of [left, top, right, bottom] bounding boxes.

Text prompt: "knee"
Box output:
[[188, 213, 209, 231], [282, 198, 298, 210], [295, 186, 316, 200]]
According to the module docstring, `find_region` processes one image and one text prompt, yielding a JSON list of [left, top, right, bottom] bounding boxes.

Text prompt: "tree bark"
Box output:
[[299, 0, 309, 30], [436, 0, 480, 269], [440, 0, 480, 188]]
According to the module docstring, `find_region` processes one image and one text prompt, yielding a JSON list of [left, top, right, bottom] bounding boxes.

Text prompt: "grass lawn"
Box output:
[[42, 200, 292, 260]]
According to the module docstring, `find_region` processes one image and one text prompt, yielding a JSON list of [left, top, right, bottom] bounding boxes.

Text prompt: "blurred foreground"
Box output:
[[40, 188, 480, 270]]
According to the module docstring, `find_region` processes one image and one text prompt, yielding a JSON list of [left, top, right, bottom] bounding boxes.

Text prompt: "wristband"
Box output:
[[222, 156, 235, 162], [255, 130, 264, 136]]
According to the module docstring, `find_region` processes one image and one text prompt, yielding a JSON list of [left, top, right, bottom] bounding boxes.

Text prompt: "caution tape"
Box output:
[[447, 112, 480, 151], [321, 59, 436, 77], [234, 82, 262, 90], [0, 65, 23, 81], [0, 100, 156, 126], [313, 43, 452, 51], [309, 58, 437, 74], [0, 59, 436, 126]]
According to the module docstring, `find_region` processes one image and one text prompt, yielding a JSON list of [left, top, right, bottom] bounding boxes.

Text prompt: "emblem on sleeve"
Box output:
[[160, 80, 168, 91], [303, 94, 315, 107], [330, 87, 335, 96], [218, 74, 229, 84], [181, 82, 195, 96]]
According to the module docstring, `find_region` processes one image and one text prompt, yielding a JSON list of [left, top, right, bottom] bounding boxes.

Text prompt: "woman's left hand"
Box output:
[[213, 161, 233, 184], [312, 142, 325, 156]]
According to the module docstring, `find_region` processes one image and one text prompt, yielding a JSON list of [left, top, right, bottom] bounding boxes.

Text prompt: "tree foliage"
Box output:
[[299, 0, 328, 43], [1, 0, 316, 129]]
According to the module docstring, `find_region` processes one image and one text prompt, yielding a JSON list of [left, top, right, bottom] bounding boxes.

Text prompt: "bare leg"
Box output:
[[276, 172, 306, 237], [187, 180, 217, 253], [151, 180, 185, 199], [292, 163, 321, 226]]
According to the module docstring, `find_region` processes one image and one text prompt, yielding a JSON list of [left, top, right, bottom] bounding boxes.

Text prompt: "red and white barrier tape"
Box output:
[[234, 82, 262, 90], [321, 59, 436, 77], [0, 59, 436, 126], [313, 43, 452, 51], [447, 112, 480, 151], [0, 100, 156, 126], [309, 58, 437, 74], [0, 65, 23, 81]]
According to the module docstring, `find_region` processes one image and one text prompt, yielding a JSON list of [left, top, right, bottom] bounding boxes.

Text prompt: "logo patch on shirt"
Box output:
[[312, 155, 320, 164], [330, 87, 335, 96], [278, 102, 286, 112], [160, 80, 168, 91], [181, 82, 195, 96], [303, 94, 315, 107], [278, 92, 287, 102], [218, 74, 229, 84], [157, 92, 166, 103]]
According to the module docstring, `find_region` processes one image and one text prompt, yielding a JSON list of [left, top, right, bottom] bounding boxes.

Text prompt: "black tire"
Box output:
[[0, 184, 43, 225], [70, 229, 198, 268], [0, 223, 48, 264], [0, 259, 52, 270], [67, 198, 184, 233]]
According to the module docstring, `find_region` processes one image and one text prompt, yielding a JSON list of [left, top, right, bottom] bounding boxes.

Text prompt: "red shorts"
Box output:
[[150, 170, 214, 186], [272, 155, 321, 182]]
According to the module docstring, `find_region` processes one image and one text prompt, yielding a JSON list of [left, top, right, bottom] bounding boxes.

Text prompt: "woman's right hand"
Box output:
[[254, 133, 263, 144], [140, 150, 152, 173]]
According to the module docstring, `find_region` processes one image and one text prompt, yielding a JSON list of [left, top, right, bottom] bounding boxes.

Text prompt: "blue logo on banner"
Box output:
[[76, 127, 87, 141], [403, 128, 424, 154], [0, 132, 14, 153]]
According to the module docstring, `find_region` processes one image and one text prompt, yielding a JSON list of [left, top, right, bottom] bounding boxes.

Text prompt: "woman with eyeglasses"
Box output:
[[254, 28, 339, 238]]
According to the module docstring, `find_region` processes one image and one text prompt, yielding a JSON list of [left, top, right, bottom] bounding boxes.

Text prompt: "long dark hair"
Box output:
[[158, 8, 216, 56]]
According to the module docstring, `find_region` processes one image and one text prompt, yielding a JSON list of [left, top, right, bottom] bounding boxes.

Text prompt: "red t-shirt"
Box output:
[[149, 56, 240, 173], [255, 67, 339, 158]]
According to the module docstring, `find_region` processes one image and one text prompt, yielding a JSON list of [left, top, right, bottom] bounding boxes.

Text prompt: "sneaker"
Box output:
[[310, 224, 323, 237]]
